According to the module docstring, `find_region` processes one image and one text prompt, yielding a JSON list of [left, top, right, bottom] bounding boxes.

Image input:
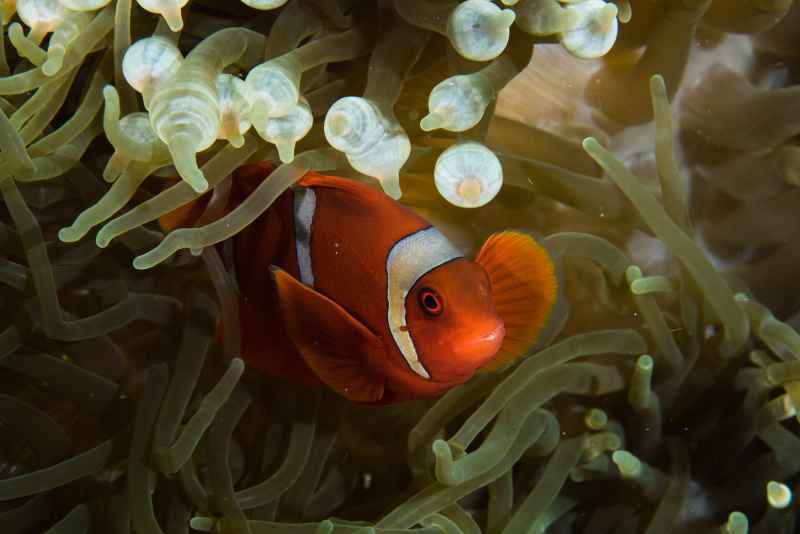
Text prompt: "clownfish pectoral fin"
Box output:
[[270, 266, 386, 403], [474, 230, 559, 371]]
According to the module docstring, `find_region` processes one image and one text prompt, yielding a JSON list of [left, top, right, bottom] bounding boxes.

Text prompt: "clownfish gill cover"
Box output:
[[1, 1, 800, 533]]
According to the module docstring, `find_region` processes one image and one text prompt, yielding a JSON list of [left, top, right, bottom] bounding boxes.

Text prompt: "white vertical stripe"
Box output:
[[293, 187, 316, 286], [385, 227, 462, 379]]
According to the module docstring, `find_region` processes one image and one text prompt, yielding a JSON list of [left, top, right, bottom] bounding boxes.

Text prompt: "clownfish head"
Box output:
[[404, 258, 505, 383], [383, 228, 558, 399]]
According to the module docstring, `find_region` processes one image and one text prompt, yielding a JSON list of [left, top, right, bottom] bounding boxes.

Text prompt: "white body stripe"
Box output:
[[293, 187, 316, 286], [385, 227, 462, 379]]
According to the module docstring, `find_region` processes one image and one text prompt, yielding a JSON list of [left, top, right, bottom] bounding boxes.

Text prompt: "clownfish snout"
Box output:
[[451, 319, 505, 368]]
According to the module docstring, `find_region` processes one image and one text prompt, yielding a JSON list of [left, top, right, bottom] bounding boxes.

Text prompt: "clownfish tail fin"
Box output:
[[474, 230, 561, 371]]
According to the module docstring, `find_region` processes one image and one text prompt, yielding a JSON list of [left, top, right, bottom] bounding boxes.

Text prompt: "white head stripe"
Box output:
[[293, 187, 316, 286], [385, 227, 462, 379]]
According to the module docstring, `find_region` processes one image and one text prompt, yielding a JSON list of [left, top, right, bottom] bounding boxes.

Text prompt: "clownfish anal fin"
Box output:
[[270, 266, 385, 403], [474, 230, 559, 371]]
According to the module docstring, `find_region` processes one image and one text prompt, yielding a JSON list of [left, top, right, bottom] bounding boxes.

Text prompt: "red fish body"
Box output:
[[162, 163, 559, 404]]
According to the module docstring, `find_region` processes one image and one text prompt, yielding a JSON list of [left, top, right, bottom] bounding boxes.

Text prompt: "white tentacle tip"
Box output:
[[448, 0, 516, 61], [258, 97, 312, 162], [424, 73, 492, 132], [136, 0, 189, 32], [434, 142, 503, 208], [420, 112, 446, 132], [122, 35, 183, 95], [58, 0, 112, 10], [240, 0, 288, 9], [381, 175, 402, 200], [217, 73, 253, 147], [560, 0, 619, 59], [181, 168, 209, 193], [57, 226, 79, 243]]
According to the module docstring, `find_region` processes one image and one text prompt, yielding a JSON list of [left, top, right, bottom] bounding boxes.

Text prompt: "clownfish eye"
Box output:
[[419, 288, 443, 316]]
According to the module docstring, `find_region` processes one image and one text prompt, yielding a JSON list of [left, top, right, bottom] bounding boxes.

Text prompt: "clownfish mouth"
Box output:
[[478, 323, 505, 346], [452, 321, 506, 367]]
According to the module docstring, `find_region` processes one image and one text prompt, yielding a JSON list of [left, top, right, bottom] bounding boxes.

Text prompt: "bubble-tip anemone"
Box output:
[[422, 73, 494, 132], [17, 0, 67, 42], [136, 0, 189, 32], [58, 0, 111, 10], [324, 96, 410, 199], [259, 97, 313, 163], [122, 35, 183, 106], [434, 141, 503, 208], [448, 0, 516, 61], [244, 60, 301, 124], [240, 0, 288, 9], [217, 73, 254, 149], [560, 0, 619, 59]]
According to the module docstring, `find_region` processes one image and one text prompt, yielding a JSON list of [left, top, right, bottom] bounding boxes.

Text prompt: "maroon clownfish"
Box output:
[[161, 162, 559, 404]]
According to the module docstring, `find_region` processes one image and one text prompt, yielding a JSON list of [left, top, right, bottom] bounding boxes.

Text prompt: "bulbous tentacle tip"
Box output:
[[8, 22, 46, 65], [57, 226, 80, 243], [434, 142, 503, 208], [432, 438, 463, 486], [95, 230, 111, 249], [102, 86, 123, 134], [259, 98, 311, 160], [59, 0, 113, 10], [432, 438, 451, 457], [240, 0, 288, 9], [189, 516, 216, 532], [449, 1, 515, 61], [649, 74, 667, 96], [582, 137, 600, 151], [724, 512, 749, 534], [327, 110, 351, 137], [103, 153, 129, 183], [181, 169, 209, 193], [219, 119, 249, 149], [102, 84, 118, 103], [767, 480, 793, 509], [227, 133, 245, 149], [161, 6, 184, 32], [420, 112, 447, 132], [560, 0, 618, 59], [380, 176, 402, 200], [501, 0, 519, 5], [276, 141, 296, 164], [598, 4, 618, 30], [497, 8, 516, 27], [123, 35, 183, 96], [131, 256, 149, 270], [168, 134, 209, 193], [42, 50, 65, 76], [611, 450, 641, 477]]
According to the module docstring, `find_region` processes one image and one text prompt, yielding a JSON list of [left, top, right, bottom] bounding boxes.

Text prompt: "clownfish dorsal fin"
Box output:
[[270, 266, 386, 403], [474, 230, 559, 371]]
